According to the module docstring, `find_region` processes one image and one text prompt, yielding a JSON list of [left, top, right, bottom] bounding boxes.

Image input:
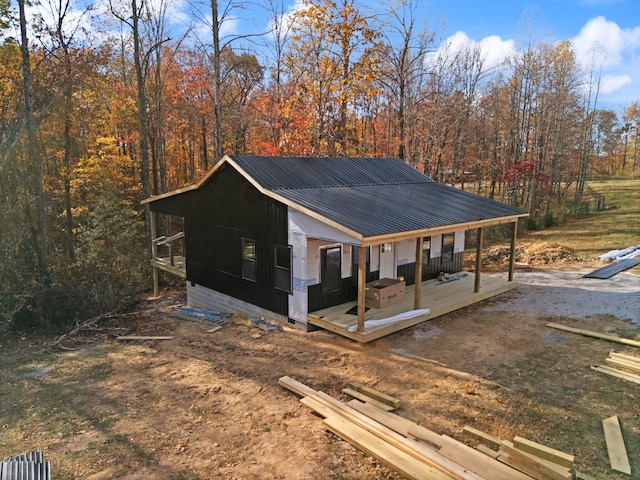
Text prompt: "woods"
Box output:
[[0, 0, 638, 330]]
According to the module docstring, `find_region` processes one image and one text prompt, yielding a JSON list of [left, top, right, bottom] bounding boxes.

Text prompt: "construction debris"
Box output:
[[1, 450, 51, 480], [602, 415, 631, 475], [116, 336, 174, 341], [583, 259, 640, 279], [591, 350, 640, 385], [250, 317, 283, 332], [546, 323, 640, 348], [278, 376, 565, 480], [171, 306, 231, 327]]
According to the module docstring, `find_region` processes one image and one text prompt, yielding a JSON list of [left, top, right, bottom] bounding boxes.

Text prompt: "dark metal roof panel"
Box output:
[[276, 182, 527, 237], [227, 155, 433, 189]]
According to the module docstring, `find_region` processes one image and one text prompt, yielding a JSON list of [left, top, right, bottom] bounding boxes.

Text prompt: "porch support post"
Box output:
[[150, 210, 159, 298], [508, 220, 518, 282], [357, 245, 367, 333], [414, 236, 423, 309], [474, 227, 483, 293]]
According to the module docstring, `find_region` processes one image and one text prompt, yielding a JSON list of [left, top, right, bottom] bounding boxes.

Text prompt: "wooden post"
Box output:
[[414, 237, 423, 309], [357, 245, 367, 333], [150, 210, 159, 297], [508, 221, 518, 282], [474, 227, 483, 293]]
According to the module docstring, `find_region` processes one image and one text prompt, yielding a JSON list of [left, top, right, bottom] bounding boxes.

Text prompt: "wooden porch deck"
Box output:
[[152, 255, 186, 278], [308, 273, 516, 343]]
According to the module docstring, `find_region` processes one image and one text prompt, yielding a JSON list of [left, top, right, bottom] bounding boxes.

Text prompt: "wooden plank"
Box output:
[[499, 441, 572, 480], [347, 399, 441, 449], [476, 444, 500, 459], [342, 388, 395, 411], [546, 323, 640, 348], [591, 365, 640, 385], [349, 382, 401, 408], [310, 393, 484, 480], [116, 336, 174, 340], [609, 350, 640, 364], [602, 415, 631, 475], [513, 436, 574, 469], [605, 357, 640, 374], [301, 394, 483, 480], [278, 375, 319, 398], [439, 436, 534, 480], [349, 400, 531, 479], [462, 426, 502, 451], [322, 415, 455, 480], [206, 326, 224, 333]]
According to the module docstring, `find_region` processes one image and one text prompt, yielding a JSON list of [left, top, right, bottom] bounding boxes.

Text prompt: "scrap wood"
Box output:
[[342, 387, 395, 411], [322, 414, 456, 480], [590, 365, 640, 385], [498, 441, 573, 480], [602, 416, 631, 475], [282, 376, 530, 480], [513, 436, 574, 470], [462, 426, 502, 451], [116, 336, 174, 340], [546, 323, 640, 348], [301, 396, 478, 480], [465, 425, 579, 480], [48, 311, 137, 349], [605, 351, 640, 374], [280, 376, 518, 480], [349, 382, 401, 408]]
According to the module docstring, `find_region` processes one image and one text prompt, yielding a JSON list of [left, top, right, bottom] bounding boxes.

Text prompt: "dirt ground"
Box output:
[[2, 252, 640, 479]]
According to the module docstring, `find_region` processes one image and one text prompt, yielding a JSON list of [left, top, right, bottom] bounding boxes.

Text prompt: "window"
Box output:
[[321, 246, 341, 294], [421, 237, 431, 279], [274, 245, 292, 293], [441, 233, 454, 263], [242, 238, 257, 281]]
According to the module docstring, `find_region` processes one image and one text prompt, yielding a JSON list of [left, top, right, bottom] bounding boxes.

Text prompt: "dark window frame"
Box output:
[[421, 236, 431, 279], [274, 244, 292, 293], [441, 233, 455, 264], [320, 246, 342, 294], [242, 238, 257, 282]]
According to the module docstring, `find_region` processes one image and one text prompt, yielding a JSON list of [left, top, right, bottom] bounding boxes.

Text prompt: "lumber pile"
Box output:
[[463, 426, 577, 480], [279, 376, 549, 480], [591, 350, 640, 385]]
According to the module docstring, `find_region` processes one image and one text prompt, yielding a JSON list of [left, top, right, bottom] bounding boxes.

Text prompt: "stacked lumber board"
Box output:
[[591, 351, 640, 385], [463, 426, 578, 480], [279, 376, 534, 480]]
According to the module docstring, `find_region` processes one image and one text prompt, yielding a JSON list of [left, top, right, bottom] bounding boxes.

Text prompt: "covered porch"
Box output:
[[308, 222, 520, 343], [308, 272, 516, 343]]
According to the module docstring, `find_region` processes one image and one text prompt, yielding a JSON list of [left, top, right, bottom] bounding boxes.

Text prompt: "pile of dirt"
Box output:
[[485, 242, 582, 267]]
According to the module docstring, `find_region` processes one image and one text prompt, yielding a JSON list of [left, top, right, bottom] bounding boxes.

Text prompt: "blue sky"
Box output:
[[412, 0, 640, 111], [22, 0, 640, 112]]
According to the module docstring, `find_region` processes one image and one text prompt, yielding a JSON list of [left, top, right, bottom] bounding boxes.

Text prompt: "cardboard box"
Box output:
[[365, 278, 405, 308]]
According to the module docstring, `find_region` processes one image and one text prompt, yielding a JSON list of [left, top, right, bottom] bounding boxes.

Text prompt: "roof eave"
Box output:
[[360, 213, 528, 246]]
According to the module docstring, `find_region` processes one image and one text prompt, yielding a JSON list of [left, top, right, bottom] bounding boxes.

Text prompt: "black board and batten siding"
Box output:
[[152, 164, 290, 316]]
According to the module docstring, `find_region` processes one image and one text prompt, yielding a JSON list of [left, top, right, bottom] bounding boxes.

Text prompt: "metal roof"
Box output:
[[145, 155, 528, 241], [226, 155, 433, 189]]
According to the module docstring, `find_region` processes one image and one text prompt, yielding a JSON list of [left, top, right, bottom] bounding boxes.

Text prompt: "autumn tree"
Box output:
[[377, 0, 434, 162], [286, 0, 380, 155]]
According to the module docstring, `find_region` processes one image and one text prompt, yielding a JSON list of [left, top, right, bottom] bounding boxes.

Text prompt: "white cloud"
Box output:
[[571, 16, 640, 67], [600, 74, 632, 95], [431, 31, 515, 71], [478, 35, 516, 70]]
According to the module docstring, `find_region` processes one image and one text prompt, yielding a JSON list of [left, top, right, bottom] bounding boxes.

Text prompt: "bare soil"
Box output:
[[2, 257, 640, 479]]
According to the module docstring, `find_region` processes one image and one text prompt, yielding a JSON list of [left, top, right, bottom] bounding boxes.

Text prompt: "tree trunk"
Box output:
[[18, 0, 47, 273]]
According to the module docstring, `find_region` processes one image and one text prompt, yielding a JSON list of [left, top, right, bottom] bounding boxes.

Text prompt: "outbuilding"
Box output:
[[142, 155, 528, 342]]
